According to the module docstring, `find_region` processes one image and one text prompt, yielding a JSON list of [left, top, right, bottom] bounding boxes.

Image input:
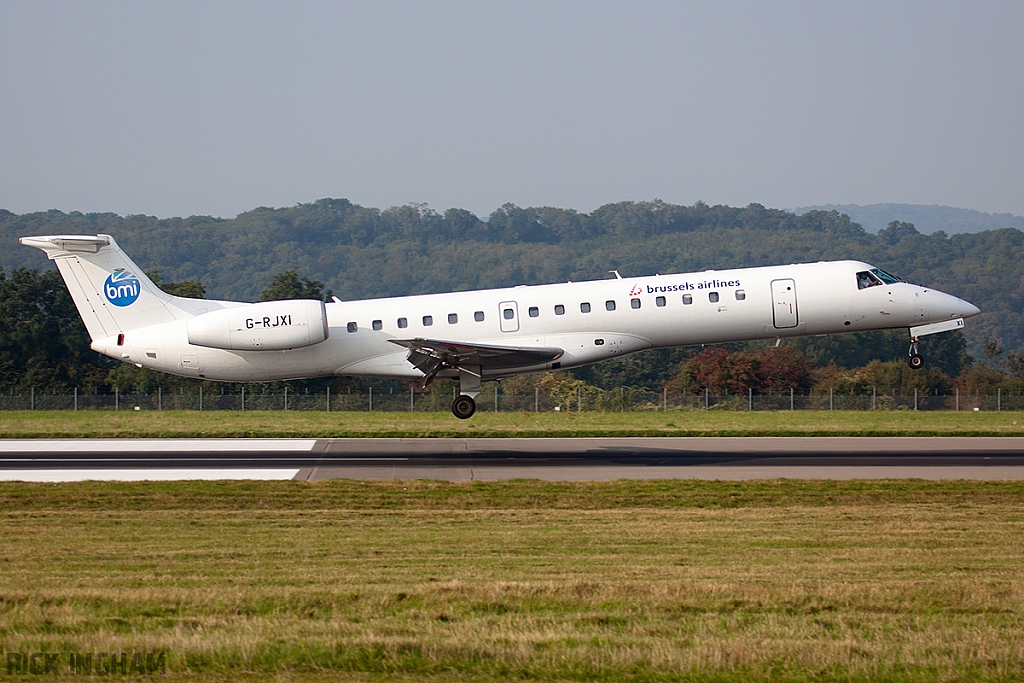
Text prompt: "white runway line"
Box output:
[[0, 469, 301, 482], [0, 439, 317, 452]]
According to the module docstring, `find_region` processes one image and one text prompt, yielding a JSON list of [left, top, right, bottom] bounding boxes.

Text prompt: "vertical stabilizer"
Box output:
[[19, 234, 180, 340]]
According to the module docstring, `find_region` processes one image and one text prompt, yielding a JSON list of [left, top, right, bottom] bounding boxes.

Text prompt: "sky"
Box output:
[[1, 1, 1022, 220]]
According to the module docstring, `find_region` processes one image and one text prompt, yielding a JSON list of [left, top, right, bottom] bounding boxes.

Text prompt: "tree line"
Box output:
[[2, 198, 1023, 395]]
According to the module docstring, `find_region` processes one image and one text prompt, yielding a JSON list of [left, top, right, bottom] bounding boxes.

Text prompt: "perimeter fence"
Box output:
[[1, 387, 1022, 412]]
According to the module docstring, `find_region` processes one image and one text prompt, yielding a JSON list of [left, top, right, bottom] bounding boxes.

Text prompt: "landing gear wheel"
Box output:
[[907, 353, 924, 370], [452, 394, 476, 419]]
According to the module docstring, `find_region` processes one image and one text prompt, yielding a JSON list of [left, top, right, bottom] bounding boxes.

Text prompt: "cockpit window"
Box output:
[[857, 268, 906, 289], [856, 271, 882, 289], [870, 268, 904, 284]]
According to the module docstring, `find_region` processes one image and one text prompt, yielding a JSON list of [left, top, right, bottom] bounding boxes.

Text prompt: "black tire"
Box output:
[[907, 353, 924, 370], [452, 394, 476, 419]]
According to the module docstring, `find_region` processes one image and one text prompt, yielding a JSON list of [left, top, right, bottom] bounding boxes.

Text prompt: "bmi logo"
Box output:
[[104, 270, 141, 307]]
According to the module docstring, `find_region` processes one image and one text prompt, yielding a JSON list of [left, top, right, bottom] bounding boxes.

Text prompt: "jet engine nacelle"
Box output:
[[187, 299, 329, 351]]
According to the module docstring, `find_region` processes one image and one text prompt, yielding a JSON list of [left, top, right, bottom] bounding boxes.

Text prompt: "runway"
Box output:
[[2, 437, 1024, 481]]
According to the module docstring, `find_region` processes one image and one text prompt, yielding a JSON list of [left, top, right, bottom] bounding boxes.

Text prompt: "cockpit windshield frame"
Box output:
[[870, 268, 904, 284], [857, 267, 906, 289]]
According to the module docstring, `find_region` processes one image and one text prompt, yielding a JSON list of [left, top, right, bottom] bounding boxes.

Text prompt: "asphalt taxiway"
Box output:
[[2, 437, 1024, 481]]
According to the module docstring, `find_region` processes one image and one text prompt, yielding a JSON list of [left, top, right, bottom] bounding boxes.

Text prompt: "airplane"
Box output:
[[21, 233, 980, 419]]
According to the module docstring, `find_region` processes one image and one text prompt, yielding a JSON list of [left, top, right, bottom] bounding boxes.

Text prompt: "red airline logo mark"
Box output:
[[628, 283, 642, 296]]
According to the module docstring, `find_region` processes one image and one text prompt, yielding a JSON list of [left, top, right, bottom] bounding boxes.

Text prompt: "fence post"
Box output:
[[705, 388, 709, 411], [409, 386, 413, 412], [199, 386, 203, 412], [578, 386, 582, 413], [74, 387, 78, 412], [284, 387, 288, 411], [955, 387, 959, 412], [790, 387, 794, 412], [158, 387, 161, 411], [914, 388, 918, 411], [749, 387, 752, 411], [241, 387, 244, 412], [369, 386, 373, 411], [663, 387, 667, 411], [872, 387, 876, 411], [495, 384, 499, 412], [31, 387, 35, 411], [998, 388, 1001, 412], [830, 387, 833, 411], [327, 386, 330, 413], [115, 387, 118, 411], [535, 387, 539, 413]]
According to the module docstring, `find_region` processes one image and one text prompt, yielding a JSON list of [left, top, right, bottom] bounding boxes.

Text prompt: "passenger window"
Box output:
[[735, 290, 745, 301], [683, 294, 693, 305], [528, 306, 539, 317], [631, 298, 641, 309], [397, 317, 408, 329], [656, 296, 666, 307], [581, 302, 591, 313], [554, 304, 565, 315], [605, 300, 616, 311], [346, 322, 358, 333], [503, 308, 514, 320], [372, 319, 382, 331], [422, 315, 433, 326], [448, 313, 458, 324], [474, 311, 484, 322], [709, 292, 719, 303]]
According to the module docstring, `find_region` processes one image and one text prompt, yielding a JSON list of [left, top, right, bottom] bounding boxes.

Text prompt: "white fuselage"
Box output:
[[102, 260, 978, 383]]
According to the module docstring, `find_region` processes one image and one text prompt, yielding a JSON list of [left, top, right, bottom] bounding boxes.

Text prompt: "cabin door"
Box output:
[[498, 301, 520, 332], [771, 279, 798, 328]]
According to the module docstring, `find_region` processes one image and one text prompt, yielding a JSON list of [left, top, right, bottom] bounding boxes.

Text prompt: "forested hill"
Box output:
[[2, 199, 1023, 356], [792, 203, 1024, 235]]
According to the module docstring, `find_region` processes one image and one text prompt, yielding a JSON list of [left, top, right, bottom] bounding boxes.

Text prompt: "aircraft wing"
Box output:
[[389, 338, 563, 381]]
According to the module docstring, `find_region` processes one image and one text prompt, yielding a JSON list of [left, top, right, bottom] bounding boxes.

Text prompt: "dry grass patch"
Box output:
[[0, 480, 1022, 681], [2, 409, 1024, 437]]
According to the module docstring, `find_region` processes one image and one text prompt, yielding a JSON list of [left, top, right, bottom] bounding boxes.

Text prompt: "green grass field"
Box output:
[[2, 479, 1023, 682], [1, 409, 1023, 438]]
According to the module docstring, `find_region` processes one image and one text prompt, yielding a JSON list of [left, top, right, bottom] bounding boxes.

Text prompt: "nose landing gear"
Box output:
[[907, 336, 924, 369]]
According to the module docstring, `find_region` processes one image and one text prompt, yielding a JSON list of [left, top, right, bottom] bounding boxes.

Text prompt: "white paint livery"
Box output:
[[21, 233, 980, 418]]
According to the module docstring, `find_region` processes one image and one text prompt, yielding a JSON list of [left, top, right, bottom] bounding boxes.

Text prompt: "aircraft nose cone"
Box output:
[[928, 290, 980, 320]]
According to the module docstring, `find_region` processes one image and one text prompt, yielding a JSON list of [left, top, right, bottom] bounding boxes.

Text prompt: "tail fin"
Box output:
[[19, 234, 181, 341]]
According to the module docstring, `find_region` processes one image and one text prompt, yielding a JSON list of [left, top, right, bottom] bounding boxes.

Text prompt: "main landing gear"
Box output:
[[907, 336, 924, 369], [452, 394, 476, 419], [450, 365, 482, 419]]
